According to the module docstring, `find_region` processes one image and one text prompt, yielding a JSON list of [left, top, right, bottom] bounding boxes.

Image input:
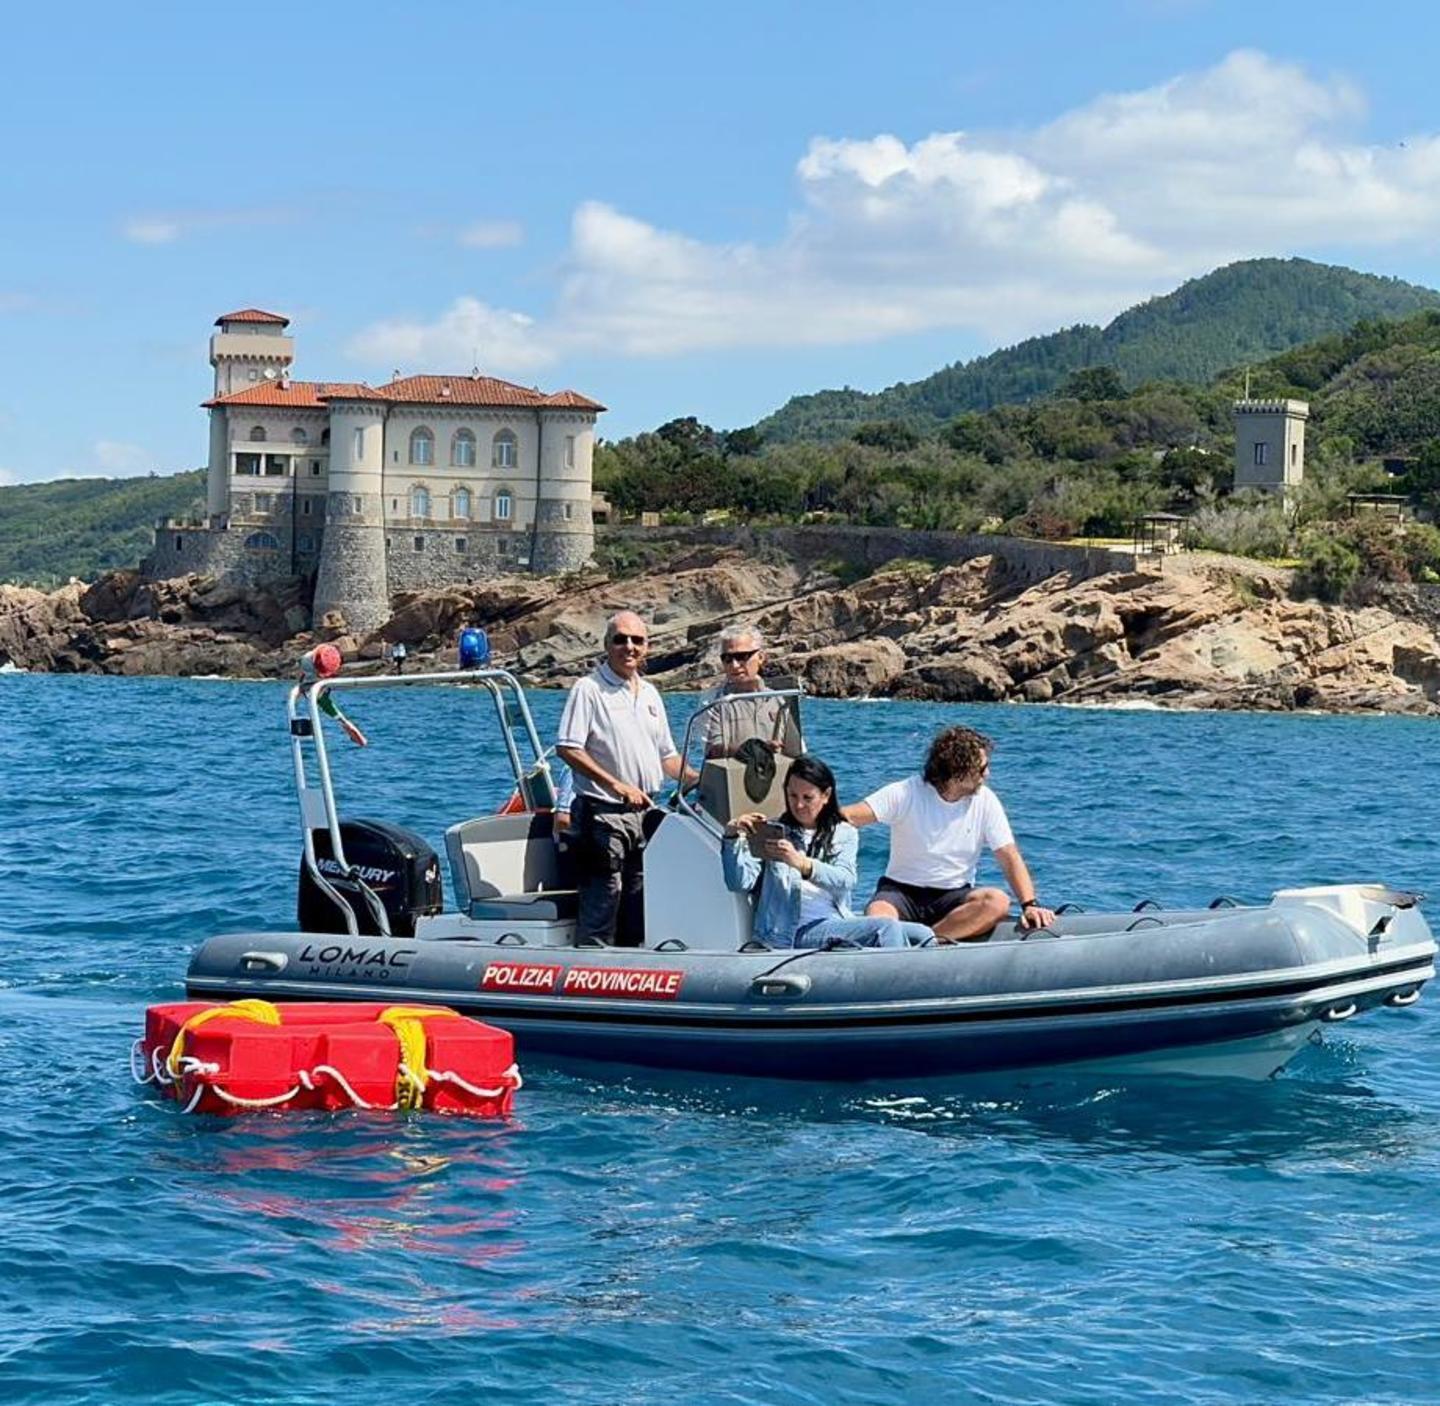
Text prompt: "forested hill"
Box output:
[[0, 471, 204, 588], [756, 259, 1440, 443]]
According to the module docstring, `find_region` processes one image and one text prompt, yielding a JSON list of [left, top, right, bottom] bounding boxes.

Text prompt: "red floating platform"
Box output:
[[135, 1000, 520, 1117]]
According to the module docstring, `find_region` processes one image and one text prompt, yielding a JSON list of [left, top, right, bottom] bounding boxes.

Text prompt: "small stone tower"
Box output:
[[1233, 398, 1308, 494], [311, 391, 390, 635], [207, 310, 295, 519], [530, 405, 598, 573]]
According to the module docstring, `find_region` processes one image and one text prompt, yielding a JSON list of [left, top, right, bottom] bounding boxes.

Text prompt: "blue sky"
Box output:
[[3, 0, 1440, 484]]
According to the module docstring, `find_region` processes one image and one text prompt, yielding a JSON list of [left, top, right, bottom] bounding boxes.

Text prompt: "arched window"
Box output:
[[244, 531, 281, 550], [290, 427, 308, 444], [451, 429, 476, 467], [410, 485, 431, 519], [409, 426, 434, 466], [492, 429, 517, 469], [494, 488, 514, 522], [453, 486, 472, 520], [249, 425, 267, 442]]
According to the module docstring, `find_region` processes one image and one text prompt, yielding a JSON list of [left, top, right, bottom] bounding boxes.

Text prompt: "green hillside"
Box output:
[[0, 470, 205, 588], [756, 259, 1440, 442]]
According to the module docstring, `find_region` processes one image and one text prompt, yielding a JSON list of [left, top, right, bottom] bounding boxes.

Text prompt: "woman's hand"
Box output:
[[729, 812, 768, 836], [762, 837, 806, 871]]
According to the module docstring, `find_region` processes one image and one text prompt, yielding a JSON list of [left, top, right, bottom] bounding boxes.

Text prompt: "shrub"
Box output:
[[1294, 531, 1361, 602], [1182, 501, 1292, 559]]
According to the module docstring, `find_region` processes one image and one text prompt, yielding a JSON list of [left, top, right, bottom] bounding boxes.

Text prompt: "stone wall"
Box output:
[[144, 522, 322, 591], [384, 527, 526, 593], [600, 523, 1137, 585]]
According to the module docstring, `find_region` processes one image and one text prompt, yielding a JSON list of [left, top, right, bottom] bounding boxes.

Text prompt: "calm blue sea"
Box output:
[[2, 673, 1439, 1405]]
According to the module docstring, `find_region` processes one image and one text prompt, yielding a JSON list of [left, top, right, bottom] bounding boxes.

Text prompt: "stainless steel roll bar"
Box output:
[[288, 667, 553, 937]]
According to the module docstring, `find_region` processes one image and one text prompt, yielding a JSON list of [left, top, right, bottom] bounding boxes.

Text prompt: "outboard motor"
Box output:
[[298, 818, 443, 937]]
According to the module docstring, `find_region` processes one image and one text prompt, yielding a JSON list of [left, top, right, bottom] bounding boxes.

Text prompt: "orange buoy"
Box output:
[[134, 1000, 520, 1117]]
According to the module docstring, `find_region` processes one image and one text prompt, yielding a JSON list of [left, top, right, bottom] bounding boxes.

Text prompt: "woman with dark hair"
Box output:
[[721, 756, 932, 949]]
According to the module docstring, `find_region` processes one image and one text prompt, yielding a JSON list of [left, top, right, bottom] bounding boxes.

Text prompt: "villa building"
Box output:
[[147, 309, 604, 633]]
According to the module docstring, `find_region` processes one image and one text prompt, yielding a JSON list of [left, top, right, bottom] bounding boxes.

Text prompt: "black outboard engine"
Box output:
[[298, 818, 443, 937]]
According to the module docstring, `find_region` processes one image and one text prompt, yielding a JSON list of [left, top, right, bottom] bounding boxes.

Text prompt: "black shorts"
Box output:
[[871, 877, 974, 927]]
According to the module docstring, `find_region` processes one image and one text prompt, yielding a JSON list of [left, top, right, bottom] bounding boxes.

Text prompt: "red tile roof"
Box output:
[[204, 380, 339, 408], [214, 308, 290, 327], [205, 372, 605, 412]]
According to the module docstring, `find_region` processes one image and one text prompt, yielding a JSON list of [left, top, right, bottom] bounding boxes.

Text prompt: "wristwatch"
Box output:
[[1021, 898, 1041, 909]]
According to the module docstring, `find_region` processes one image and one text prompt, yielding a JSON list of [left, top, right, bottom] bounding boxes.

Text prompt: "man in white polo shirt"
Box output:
[[557, 610, 692, 946], [843, 725, 1055, 943]]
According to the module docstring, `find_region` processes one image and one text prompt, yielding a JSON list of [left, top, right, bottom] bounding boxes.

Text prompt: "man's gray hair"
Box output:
[[719, 622, 764, 651], [605, 610, 648, 643]]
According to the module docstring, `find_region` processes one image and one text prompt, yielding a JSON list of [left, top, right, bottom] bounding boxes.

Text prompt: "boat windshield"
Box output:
[[674, 683, 806, 832]]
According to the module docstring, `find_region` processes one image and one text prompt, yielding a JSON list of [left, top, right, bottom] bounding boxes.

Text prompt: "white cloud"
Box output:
[[120, 207, 294, 245], [346, 50, 1440, 371], [0, 466, 19, 487], [93, 440, 153, 476], [458, 219, 524, 249]]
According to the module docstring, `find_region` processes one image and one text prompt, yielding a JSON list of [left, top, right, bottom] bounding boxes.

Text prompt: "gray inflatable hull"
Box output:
[[185, 892, 1435, 1082]]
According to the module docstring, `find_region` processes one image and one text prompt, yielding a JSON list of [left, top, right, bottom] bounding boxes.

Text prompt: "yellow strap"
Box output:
[[167, 999, 282, 1078], [378, 1006, 460, 1110]]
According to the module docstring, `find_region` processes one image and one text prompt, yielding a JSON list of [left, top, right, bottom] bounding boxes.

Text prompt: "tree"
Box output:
[[1061, 366, 1126, 402], [723, 426, 765, 458], [852, 420, 920, 452]]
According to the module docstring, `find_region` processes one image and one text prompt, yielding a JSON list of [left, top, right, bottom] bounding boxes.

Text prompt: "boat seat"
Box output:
[[445, 811, 576, 917]]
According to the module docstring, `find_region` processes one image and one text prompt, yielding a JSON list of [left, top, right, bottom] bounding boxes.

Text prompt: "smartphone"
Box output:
[[748, 821, 787, 858]]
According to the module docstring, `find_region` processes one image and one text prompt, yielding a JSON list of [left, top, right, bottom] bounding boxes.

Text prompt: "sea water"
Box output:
[[1, 674, 1438, 1405]]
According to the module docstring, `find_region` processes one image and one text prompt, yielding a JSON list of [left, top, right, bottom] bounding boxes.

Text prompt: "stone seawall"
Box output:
[[601, 524, 1138, 586]]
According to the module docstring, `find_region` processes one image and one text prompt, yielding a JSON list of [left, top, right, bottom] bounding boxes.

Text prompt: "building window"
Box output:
[[413, 535, 425, 552], [249, 425, 267, 442], [565, 435, 576, 470], [174, 535, 183, 552], [1254, 442, 1268, 467], [1291, 443, 1298, 467], [353, 427, 365, 460], [453, 486, 472, 520], [248, 369, 259, 381], [410, 485, 431, 519], [255, 493, 274, 512], [492, 429, 517, 469], [245, 531, 281, 550], [456, 537, 467, 553], [562, 501, 573, 521], [310, 460, 321, 475], [265, 455, 288, 475], [321, 429, 330, 446], [290, 427, 308, 444], [298, 534, 313, 552], [301, 499, 312, 516], [495, 489, 514, 522], [452, 429, 476, 467], [497, 535, 510, 555], [354, 495, 364, 514], [235, 453, 261, 475], [409, 427, 434, 466]]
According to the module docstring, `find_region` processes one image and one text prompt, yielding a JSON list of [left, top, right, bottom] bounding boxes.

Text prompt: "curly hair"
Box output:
[[922, 725, 993, 790]]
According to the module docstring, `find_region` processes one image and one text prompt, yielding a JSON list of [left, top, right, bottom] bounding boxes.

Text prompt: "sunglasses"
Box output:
[[610, 633, 647, 647], [720, 649, 760, 663]]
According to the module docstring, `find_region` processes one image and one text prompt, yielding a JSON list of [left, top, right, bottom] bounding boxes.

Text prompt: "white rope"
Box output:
[[424, 1063, 523, 1100], [303, 1065, 396, 1111], [152, 1047, 176, 1086], [201, 1082, 305, 1109], [130, 1040, 153, 1084]]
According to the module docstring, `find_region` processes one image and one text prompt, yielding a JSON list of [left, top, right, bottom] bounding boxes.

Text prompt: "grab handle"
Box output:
[[239, 951, 288, 973], [750, 973, 811, 999], [1324, 1002, 1358, 1022]]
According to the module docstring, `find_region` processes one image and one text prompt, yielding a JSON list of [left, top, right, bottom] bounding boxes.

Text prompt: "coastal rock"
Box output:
[[801, 640, 907, 697]]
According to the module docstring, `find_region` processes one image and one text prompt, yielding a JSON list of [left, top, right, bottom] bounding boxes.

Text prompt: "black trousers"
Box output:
[[572, 795, 648, 946]]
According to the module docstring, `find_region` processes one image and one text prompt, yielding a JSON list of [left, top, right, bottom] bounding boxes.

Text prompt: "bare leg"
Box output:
[[865, 899, 903, 920], [931, 887, 1012, 943]]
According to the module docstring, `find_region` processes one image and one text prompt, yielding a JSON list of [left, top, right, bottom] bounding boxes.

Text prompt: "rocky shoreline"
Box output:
[[4, 545, 1440, 715]]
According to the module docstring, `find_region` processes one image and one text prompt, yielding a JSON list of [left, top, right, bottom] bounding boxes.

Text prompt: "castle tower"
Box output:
[[312, 392, 390, 635], [207, 310, 296, 519], [1233, 398, 1308, 494], [529, 402, 598, 573]]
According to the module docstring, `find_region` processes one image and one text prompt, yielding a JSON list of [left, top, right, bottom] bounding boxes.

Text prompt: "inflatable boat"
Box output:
[[184, 668, 1436, 1081]]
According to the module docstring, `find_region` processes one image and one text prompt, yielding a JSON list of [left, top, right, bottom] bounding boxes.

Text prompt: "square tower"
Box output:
[[1233, 398, 1308, 494]]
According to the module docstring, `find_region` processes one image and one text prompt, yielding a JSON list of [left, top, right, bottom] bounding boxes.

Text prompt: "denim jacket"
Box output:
[[721, 821, 859, 947]]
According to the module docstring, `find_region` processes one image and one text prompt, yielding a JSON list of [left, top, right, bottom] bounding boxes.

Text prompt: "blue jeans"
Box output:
[[793, 915, 932, 949]]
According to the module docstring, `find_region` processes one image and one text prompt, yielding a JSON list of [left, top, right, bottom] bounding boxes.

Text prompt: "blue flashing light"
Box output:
[[458, 627, 491, 669]]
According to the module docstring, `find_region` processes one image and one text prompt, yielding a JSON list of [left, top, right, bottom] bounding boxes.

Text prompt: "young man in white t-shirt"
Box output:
[[842, 725, 1055, 943]]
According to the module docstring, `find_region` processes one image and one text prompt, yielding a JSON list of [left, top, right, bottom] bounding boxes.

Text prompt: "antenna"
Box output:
[[1243, 367, 1251, 399]]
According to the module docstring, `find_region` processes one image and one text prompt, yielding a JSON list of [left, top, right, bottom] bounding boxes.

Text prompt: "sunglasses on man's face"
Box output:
[[610, 633, 647, 647], [721, 649, 760, 664]]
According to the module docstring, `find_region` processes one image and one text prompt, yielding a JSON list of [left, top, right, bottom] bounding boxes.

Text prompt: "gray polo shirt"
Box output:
[[557, 661, 678, 801], [698, 682, 804, 758]]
